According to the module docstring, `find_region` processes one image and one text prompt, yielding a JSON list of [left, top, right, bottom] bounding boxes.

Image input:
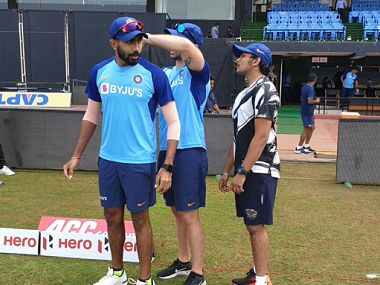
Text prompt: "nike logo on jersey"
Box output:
[[137, 201, 147, 207]]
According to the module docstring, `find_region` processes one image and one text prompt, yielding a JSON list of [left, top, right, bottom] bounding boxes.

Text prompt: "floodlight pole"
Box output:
[[18, 10, 27, 88], [279, 57, 283, 106], [64, 11, 71, 92]]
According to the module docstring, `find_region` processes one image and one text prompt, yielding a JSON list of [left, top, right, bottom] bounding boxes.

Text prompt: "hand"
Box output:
[[142, 33, 151, 46], [229, 174, 246, 194], [218, 173, 229, 192], [63, 157, 80, 180], [155, 168, 172, 194], [316, 97, 321, 103]]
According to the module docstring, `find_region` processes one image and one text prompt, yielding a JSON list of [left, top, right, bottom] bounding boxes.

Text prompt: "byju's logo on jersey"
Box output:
[[99, 82, 143, 97], [133, 75, 143, 84]]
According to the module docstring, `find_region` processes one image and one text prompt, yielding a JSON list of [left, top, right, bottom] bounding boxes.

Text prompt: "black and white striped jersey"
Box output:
[[232, 76, 281, 178]]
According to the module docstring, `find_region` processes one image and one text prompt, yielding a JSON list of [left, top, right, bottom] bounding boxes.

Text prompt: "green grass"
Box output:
[[241, 22, 267, 41], [1, 163, 380, 285], [346, 23, 363, 41], [278, 105, 303, 135]]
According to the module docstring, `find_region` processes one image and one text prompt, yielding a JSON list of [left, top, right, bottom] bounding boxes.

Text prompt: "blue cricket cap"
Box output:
[[232, 43, 272, 67], [108, 17, 147, 43], [164, 23, 204, 46]]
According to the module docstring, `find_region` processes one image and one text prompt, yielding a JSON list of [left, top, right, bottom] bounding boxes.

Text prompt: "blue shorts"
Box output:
[[302, 114, 315, 128], [98, 157, 156, 213], [341, 87, 354, 98], [158, 148, 208, 212], [235, 173, 278, 226]]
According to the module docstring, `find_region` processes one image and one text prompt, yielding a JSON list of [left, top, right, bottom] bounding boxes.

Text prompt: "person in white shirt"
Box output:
[[336, 0, 347, 22]]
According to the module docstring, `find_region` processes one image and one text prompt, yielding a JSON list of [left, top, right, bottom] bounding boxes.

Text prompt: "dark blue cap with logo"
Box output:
[[164, 23, 204, 46], [108, 17, 147, 43], [232, 43, 272, 67]]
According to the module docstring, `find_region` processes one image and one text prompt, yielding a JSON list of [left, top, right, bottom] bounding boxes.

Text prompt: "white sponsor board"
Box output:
[[40, 231, 138, 262], [0, 92, 71, 108], [39, 216, 138, 262], [0, 228, 39, 255]]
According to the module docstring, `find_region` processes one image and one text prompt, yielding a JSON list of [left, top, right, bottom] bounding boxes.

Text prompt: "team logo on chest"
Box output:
[[133, 75, 143, 84]]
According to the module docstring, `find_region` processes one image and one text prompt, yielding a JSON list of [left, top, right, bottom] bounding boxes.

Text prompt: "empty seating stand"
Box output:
[[264, 11, 345, 41], [349, 0, 380, 41]]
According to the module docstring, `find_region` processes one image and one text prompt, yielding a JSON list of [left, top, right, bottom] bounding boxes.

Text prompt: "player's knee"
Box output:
[[247, 224, 266, 236], [176, 211, 198, 226], [131, 211, 150, 230], [104, 208, 124, 226]]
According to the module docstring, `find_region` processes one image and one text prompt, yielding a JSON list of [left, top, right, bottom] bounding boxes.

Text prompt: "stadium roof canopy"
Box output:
[[234, 41, 380, 58]]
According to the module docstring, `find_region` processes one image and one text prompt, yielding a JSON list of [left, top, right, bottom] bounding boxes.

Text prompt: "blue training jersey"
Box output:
[[300, 84, 316, 116], [343, 72, 358, 89], [159, 63, 211, 150], [86, 57, 173, 164]]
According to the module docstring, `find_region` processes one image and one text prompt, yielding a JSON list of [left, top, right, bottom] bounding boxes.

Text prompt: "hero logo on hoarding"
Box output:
[[97, 236, 137, 254], [0, 228, 39, 256], [0, 93, 48, 106]]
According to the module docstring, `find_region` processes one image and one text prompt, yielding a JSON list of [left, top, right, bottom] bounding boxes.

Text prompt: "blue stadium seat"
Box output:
[[265, 8, 345, 41]]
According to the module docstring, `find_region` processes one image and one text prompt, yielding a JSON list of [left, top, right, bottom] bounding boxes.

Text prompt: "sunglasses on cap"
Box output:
[[174, 24, 197, 44], [118, 20, 144, 34]]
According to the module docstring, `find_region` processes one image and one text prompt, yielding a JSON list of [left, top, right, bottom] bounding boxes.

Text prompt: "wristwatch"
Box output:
[[161, 163, 173, 173], [236, 165, 250, 176]]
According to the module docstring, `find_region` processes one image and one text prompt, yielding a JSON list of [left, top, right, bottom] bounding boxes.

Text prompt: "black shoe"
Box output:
[[232, 268, 256, 285], [157, 258, 192, 279], [184, 271, 206, 285], [302, 146, 316, 154]]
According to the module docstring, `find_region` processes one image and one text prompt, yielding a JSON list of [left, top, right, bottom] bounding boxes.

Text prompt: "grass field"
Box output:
[[0, 163, 380, 285], [277, 105, 303, 135]]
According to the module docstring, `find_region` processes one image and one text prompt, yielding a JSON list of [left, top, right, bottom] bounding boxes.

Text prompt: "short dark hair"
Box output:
[[307, 72, 318, 83], [251, 55, 270, 76]]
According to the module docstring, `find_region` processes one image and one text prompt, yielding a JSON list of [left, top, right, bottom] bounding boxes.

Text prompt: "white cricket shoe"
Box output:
[[0, 166, 15, 176], [93, 267, 128, 285], [135, 279, 156, 285]]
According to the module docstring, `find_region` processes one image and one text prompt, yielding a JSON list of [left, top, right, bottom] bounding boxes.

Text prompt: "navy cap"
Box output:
[[165, 23, 204, 46], [108, 17, 147, 43], [232, 43, 272, 67]]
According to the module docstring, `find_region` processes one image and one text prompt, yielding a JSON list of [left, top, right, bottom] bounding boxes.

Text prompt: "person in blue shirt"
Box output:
[[63, 16, 180, 285], [205, 77, 221, 113], [340, 67, 359, 109], [295, 73, 320, 154], [144, 23, 210, 285]]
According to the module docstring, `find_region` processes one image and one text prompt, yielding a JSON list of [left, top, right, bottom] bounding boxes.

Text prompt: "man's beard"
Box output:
[[117, 47, 140, 66]]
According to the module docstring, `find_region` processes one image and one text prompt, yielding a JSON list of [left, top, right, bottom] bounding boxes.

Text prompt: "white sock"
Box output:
[[304, 144, 310, 148], [296, 145, 303, 149], [256, 275, 269, 285]]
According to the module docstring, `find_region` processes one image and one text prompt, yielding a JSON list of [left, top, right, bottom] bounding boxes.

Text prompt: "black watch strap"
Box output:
[[236, 165, 249, 176], [161, 163, 173, 173]]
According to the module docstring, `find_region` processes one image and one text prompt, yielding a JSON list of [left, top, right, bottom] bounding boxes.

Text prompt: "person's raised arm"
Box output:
[[144, 34, 205, 72]]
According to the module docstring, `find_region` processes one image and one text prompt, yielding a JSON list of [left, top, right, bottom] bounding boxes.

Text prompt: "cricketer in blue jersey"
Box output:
[[63, 16, 180, 285], [295, 73, 320, 155], [144, 23, 210, 285]]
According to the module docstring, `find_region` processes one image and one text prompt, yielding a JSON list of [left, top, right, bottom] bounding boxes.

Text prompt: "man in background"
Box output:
[[295, 73, 320, 154], [205, 77, 221, 113], [341, 66, 359, 109]]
